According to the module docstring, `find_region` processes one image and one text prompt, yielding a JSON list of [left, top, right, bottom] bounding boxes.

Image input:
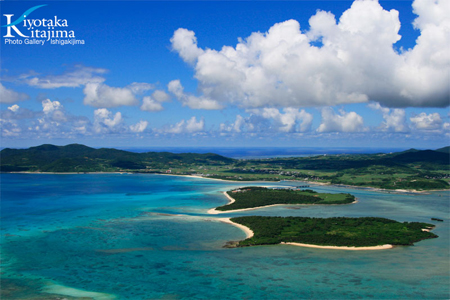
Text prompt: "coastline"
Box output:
[[207, 192, 358, 214], [218, 217, 394, 251], [218, 218, 254, 239], [280, 242, 393, 250], [306, 181, 446, 194], [6, 172, 449, 194]]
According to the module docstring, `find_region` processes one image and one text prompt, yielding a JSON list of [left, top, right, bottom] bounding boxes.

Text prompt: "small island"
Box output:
[[208, 187, 355, 214], [226, 216, 437, 250]]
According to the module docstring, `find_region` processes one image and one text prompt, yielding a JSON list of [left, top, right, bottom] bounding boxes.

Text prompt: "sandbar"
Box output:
[[218, 218, 254, 239]]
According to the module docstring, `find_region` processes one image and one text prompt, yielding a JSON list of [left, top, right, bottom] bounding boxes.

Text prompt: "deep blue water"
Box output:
[[1, 173, 449, 299]]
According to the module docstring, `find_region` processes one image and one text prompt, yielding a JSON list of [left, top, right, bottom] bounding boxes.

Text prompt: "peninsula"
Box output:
[[208, 187, 355, 214], [226, 216, 437, 249]]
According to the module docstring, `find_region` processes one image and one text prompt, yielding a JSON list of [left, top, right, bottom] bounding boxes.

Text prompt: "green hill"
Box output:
[[1, 144, 448, 191], [0, 144, 234, 173], [435, 146, 450, 154], [391, 149, 449, 164]]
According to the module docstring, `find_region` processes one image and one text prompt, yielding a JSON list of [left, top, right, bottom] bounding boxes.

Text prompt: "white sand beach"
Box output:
[[218, 218, 254, 239], [207, 192, 358, 214], [280, 242, 393, 250]]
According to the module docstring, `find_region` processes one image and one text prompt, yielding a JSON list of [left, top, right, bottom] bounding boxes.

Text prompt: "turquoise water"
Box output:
[[1, 174, 449, 299]]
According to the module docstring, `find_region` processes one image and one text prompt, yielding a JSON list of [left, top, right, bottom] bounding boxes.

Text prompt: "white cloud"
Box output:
[[220, 108, 312, 134], [40, 99, 67, 124], [130, 120, 149, 133], [0, 83, 29, 103], [171, 0, 450, 108], [8, 104, 20, 112], [140, 90, 170, 112], [0, 118, 21, 137], [165, 116, 205, 134], [84, 82, 149, 107], [317, 107, 364, 132], [42, 99, 63, 114], [249, 108, 313, 132], [443, 122, 450, 133], [410, 112, 443, 130], [166, 119, 185, 134], [141, 97, 164, 112], [185, 116, 205, 132], [22, 65, 107, 89], [168, 79, 223, 110], [127, 82, 154, 94], [170, 28, 204, 64], [369, 102, 408, 132], [93, 108, 123, 133], [220, 115, 254, 133], [152, 90, 171, 103]]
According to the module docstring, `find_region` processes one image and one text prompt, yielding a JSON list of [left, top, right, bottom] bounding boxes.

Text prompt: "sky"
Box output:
[[0, 0, 449, 149]]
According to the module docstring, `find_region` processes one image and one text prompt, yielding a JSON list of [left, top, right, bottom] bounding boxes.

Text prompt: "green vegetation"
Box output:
[[1, 144, 449, 191], [0, 144, 233, 173], [230, 216, 437, 247], [216, 187, 355, 211]]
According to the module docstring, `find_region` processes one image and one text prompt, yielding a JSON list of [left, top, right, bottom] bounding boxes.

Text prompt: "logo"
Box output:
[[2, 4, 85, 46]]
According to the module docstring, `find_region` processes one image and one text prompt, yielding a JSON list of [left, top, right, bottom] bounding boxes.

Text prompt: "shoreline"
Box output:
[[218, 218, 254, 239], [280, 242, 393, 250], [207, 192, 358, 214], [305, 181, 447, 194], [6, 172, 449, 194]]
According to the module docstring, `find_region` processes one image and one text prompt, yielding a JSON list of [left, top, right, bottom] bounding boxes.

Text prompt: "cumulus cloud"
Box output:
[[369, 102, 408, 132], [220, 115, 257, 133], [220, 108, 312, 134], [167, 80, 223, 110], [0, 83, 29, 103], [93, 108, 123, 133], [8, 104, 20, 112], [249, 108, 313, 132], [410, 112, 443, 130], [171, 0, 449, 108], [40, 99, 67, 124], [130, 120, 149, 133], [317, 107, 365, 132], [170, 28, 204, 64], [21, 65, 107, 89], [84, 82, 152, 108], [140, 90, 170, 112], [1, 101, 149, 139], [165, 116, 205, 134]]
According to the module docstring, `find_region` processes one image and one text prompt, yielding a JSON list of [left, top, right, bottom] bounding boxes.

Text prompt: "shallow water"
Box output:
[[1, 174, 449, 299]]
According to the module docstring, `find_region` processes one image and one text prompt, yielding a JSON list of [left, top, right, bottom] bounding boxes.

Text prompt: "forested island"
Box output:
[[1, 144, 449, 191], [215, 187, 355, 212], [227, 216, 437, 248]]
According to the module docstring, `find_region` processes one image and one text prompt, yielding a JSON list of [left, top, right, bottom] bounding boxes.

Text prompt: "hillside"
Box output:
[[1, 144, 448, 191], [435, 146, 450, 154], [0, 144, 234, 173]]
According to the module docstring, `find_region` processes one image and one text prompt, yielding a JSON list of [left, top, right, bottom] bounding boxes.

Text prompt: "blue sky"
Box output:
[[1, 0, 449, 149]]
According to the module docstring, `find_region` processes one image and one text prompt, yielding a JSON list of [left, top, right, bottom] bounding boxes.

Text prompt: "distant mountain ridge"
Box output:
[[390, 149, 449, 164], [0, 143, 234, 172], [0, 144, 449, 191], [435, 146, 450, 154]]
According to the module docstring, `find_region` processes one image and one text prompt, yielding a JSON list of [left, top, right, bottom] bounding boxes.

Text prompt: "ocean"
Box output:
[[1, 173, 449, 299]]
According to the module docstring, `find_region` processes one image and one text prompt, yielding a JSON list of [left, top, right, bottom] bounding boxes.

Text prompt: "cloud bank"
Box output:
[[171, 0, 449, 109]]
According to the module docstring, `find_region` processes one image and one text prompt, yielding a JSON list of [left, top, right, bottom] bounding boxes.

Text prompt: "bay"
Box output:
[[1, 173, 448, 299]]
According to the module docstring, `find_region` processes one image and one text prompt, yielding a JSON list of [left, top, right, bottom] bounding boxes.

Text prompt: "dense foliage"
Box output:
[[230, 216, 437, 247], [216, 187, 355, 211], [0, 144, 233, 172], [1, 144, 448, 191]]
